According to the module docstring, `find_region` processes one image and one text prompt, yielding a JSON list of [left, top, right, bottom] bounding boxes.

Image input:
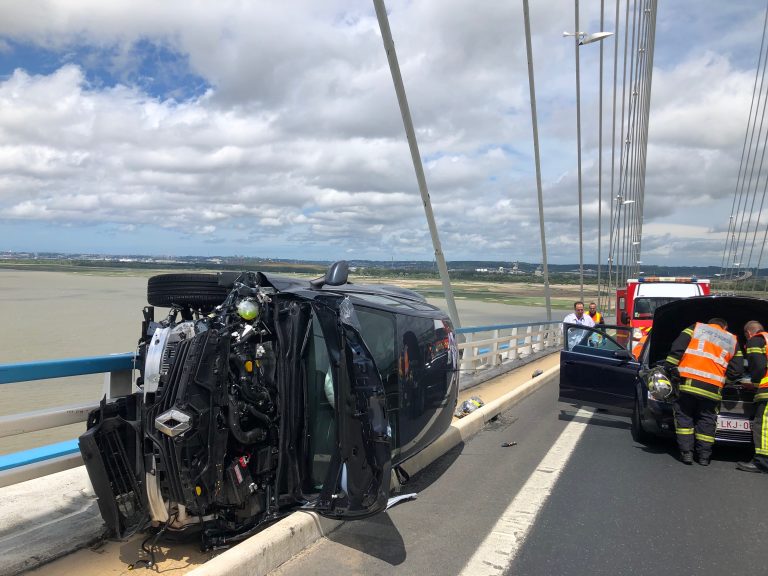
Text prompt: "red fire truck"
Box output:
[[616, 277, 711, 341]]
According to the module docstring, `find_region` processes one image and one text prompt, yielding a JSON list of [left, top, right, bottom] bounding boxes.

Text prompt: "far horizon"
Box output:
[[0, 249, 736, 272]]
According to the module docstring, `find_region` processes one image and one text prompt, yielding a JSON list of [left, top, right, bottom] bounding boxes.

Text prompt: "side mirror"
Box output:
[[621, 311, 630, 325], [310, 260, 350, 289]]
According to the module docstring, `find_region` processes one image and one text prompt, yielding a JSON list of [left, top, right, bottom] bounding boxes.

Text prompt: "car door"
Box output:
[[310, 300, 392, 520], [560, 324, 640, 412]]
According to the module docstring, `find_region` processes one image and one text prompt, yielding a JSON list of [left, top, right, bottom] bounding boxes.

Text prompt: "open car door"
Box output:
[[311, 319, 392, 519], [560, 324, 640, 412]]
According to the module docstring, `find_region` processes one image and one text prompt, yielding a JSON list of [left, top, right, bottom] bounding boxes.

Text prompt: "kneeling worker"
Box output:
[[737, 320, 768, 474], [664, 318, 743, 466]]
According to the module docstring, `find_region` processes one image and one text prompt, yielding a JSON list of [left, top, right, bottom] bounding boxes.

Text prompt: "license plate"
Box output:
[[716, 416, 751, 432]]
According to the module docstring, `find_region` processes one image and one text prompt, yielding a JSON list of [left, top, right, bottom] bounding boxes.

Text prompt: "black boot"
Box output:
[[696, 454, 710, 466], [736, 460, 766, 473], [681, 451, 693, 465]]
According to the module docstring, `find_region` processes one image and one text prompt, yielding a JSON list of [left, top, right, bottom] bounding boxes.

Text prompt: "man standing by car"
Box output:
[[736, 320, 768, 474], [563, 301, 596, 350], [587, 302, 605, 325], [564, 301, 595, 327], [664, 318, 743, 466]]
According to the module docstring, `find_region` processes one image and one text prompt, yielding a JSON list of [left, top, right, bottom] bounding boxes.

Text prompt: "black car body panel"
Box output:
[[79, 265, 458, 545], [560, 296, 760, 445]]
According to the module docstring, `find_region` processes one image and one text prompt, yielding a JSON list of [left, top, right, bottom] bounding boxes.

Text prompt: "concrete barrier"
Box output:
[[0, 466, 104, 576], [188, 364, 560, 576]]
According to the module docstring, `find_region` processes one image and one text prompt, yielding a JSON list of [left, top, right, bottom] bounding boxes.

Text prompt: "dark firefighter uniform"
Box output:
[[664, 322, 743, 463], [744, 332, 768, 471]]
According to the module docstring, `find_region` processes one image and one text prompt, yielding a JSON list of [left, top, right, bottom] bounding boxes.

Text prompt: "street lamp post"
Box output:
[[564, 1, 613, 303]]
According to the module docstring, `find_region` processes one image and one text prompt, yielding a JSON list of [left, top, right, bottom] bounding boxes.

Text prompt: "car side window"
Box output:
[[566, 325, 631, 357], [354, 306, 397, 378]]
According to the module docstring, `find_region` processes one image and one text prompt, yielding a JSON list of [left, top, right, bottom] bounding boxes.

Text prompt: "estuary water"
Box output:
[[0, 269, 551, 454]]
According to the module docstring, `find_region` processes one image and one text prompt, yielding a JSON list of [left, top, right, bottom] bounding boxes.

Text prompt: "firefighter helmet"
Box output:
[[646, 366, 673, 400]]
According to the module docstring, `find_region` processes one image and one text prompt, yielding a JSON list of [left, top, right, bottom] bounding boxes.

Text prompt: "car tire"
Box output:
[[147, 273, 229, 309], [631, 396, 653, 444]]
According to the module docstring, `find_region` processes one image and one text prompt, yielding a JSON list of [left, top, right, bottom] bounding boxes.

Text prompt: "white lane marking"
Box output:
[[457, 407, 594, 576]]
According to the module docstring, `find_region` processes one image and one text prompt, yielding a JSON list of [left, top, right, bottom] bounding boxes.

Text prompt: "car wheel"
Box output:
[[147, 273, 229, 309], [631, 396, 653, 444]]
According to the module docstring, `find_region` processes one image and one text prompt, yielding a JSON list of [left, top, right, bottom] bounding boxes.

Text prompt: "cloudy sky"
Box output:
[[0, 0, 763, 265]]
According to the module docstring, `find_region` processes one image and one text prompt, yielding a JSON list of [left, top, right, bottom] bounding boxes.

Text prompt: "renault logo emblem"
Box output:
[[155, 408, 192, 437]]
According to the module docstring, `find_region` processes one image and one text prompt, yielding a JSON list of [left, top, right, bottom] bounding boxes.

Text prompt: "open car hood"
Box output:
[[648, 295, 768, 365]]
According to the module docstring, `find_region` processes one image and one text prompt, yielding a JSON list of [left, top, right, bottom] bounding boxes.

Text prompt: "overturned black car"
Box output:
[[79, 262, 458, 547]]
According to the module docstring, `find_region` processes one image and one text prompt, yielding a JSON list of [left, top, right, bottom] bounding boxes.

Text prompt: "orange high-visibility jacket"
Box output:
[[632, 332, 648, 360], [677, 323, 738, 389]]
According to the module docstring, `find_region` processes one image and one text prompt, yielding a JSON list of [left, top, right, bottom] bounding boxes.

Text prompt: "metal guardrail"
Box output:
[[0, 354, 135, 488], [0, 321, 564, 488], [456, 320, 563, 372]]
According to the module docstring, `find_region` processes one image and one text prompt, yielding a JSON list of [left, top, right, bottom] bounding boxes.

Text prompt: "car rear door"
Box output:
[[560, 324, 640, 412]]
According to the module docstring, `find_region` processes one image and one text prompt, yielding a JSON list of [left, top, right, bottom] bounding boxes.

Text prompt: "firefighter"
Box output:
[[587, 302, 605, 325], [736, 320, 768, 474], [632, 329, 649, 360], [664, 318, 743, 466]]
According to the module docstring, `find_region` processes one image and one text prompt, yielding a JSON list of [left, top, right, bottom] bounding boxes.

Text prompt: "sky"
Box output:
[[0, 0, 764, 266]]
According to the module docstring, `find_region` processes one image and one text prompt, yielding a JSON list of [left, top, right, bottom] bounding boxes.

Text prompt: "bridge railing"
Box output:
[[456, 320, 563, 373], [0, 320, 563, 488], [0, 354, 135, 488]]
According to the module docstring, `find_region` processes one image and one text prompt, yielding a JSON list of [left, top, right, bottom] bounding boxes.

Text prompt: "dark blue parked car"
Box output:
[[560, 295, 758, 444]]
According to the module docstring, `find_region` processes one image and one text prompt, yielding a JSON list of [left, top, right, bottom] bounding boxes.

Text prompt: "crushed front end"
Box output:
[[80, 272, 297, 547]]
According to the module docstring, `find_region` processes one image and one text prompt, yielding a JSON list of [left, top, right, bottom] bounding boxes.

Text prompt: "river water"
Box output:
[[0, 269, 552, 454]]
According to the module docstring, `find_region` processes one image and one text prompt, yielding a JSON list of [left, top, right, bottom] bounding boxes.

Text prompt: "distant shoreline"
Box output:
[[0, 261, 579, 309]]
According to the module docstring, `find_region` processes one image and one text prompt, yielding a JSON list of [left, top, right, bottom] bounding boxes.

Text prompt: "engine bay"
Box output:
[[80, 272, 300, 548]]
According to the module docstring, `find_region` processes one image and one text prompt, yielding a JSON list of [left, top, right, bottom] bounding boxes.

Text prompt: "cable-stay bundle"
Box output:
[[719, 1, 768, 294], [597, 0, 658, 314]]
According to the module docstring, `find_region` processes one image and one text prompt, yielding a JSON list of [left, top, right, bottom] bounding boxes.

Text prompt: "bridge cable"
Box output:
[[633, 1, 657, 278], [720, 0, 768, 283], [740, 109, 768, 275], [731, 49, 768, 281], [723, 9, 768, 284], [616, 0, 633, 289], [604, 0, 623, 315]]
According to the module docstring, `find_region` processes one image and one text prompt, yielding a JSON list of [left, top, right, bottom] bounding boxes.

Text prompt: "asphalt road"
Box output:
[[270, 379, 768, 576]]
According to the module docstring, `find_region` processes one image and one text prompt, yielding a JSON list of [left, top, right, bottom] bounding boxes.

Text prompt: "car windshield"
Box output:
[[633, 297, 681, 320]]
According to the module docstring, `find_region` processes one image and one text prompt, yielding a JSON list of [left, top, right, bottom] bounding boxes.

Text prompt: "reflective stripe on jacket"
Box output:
[[677, 323, 737, 391], [755, 331, 768, 402]]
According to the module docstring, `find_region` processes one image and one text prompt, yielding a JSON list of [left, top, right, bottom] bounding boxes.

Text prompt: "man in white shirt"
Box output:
[[563, 301, 595, 350], [563, 301, 595, 327]]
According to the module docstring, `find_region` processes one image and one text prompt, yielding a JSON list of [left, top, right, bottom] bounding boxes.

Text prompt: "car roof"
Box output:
[[648, 295, 768, 364]]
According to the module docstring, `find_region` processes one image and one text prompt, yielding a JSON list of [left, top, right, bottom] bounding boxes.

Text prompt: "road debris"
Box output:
[[453, 396, 485, 418], [501, 441, 518, 448]]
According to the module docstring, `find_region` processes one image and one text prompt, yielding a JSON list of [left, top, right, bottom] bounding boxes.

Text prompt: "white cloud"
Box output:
[[0, 0, 762, 264]]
